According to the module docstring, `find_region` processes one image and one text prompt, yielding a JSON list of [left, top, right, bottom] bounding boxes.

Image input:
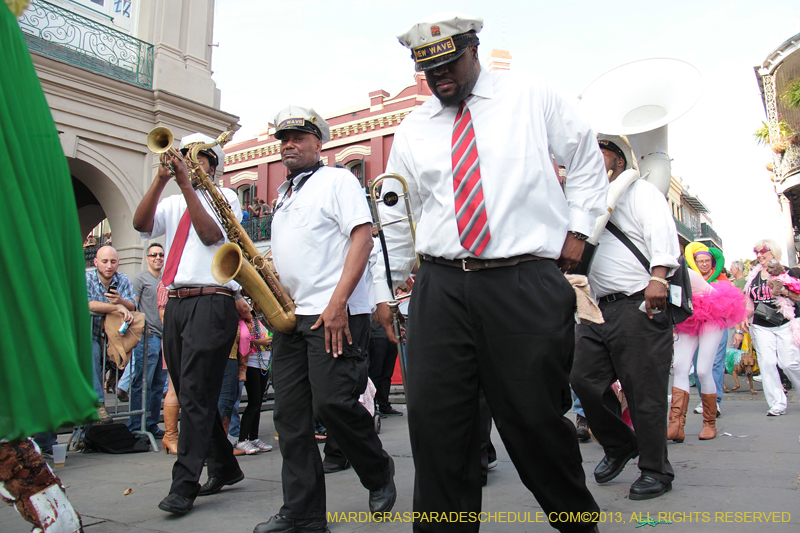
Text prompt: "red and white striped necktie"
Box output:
[[452, 102, 491, 256]]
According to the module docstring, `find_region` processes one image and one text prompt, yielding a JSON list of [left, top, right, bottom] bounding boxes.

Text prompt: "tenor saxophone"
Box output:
[[147, 127, 297, 333]]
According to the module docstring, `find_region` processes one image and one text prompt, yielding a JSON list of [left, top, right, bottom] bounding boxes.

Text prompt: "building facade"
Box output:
[[20, 0, 237, 274], [755, 31, 800, 266]]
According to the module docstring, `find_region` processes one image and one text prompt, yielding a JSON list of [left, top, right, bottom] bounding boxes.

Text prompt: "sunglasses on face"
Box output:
[[754, 246, 770, 255], [147, 252, 165, 258]]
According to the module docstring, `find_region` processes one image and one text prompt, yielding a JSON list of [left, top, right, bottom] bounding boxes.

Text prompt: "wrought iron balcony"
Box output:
[[775, 143, 800, 184], [19, 0, 153, 89], [699, 222, 723, 249], [242, 214, 273, 243], [673, 216, 696, 243]]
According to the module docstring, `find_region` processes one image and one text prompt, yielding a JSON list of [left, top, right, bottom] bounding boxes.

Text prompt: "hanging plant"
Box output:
[[766, 161, 774, 172], [754, 120, 795, 146], [773, 140, 787, 154], [784, 79, 800, 109]]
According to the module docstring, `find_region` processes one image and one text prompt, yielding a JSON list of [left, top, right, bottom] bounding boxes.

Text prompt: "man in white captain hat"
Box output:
[[253, 106, 395, 533], [374, 12, 607, 533]]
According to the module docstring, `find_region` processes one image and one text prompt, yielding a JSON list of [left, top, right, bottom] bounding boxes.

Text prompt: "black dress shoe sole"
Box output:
[[323, 462, 351, 474], [594, 450, 639, 484], [198, 471, 245, 496], [370, 458, 396, 515], [629, 482, 672, 501], [158, 497, 193, 514]]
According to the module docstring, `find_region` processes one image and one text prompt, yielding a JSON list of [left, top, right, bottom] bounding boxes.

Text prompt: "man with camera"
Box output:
[[86, 245, 136, 423]]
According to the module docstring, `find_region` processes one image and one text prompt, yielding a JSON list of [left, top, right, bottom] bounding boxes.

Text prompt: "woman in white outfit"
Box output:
[[741, 239, 800, 416]]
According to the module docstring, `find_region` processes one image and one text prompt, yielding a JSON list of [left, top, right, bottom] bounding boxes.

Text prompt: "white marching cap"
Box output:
[[273, 105, 330, 145], [397, 12, 483, 71], [179, 132, 225, 174]]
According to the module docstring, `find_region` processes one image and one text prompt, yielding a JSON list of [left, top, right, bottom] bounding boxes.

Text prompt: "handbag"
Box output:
[[753, 302, 785, 326], [606, 222, 693, 325]]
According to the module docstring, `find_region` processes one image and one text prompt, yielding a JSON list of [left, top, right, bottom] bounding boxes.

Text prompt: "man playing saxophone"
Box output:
[[133, 132, 244, 515]]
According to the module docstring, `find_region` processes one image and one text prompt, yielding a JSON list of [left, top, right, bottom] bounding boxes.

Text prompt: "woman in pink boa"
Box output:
[[741, 239, 800, 417], [669, 251, 747, 442]]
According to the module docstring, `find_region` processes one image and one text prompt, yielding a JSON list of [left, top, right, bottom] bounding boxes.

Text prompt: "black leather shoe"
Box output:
[[369, 456, 396, 515], [158, 493, 194, 514], [593, 448, 638, 484], [198, 470, 244, 496], [150, 428, 165, 439], [379, 406, 403, 417], [629, 474, 672, 500], [253, 514, 330, 533], [322, 459, 351, 474]]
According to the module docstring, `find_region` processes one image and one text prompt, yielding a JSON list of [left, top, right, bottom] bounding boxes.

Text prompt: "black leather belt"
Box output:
[[168, 287, 234, 299], [598, 289, 645, 304], [420, 253, 542, 272]]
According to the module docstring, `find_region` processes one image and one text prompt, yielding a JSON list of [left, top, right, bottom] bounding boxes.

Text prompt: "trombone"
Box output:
[[369, 173, 418, 388]]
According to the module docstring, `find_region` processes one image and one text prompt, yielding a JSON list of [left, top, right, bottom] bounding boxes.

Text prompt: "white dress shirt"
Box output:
[[271, 165, 373, 315], [373, 67, 608, 302], [589, 179, 680, 298], [140, 187, 242, 290]]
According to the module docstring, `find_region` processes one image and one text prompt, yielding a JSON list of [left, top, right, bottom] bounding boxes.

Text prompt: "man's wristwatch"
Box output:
[[569, 231, 589, 241]]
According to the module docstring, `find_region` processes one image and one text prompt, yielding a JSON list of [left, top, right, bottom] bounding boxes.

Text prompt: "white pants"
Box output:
[[750, 323, 800, 412], [674, 327, 723, 394]]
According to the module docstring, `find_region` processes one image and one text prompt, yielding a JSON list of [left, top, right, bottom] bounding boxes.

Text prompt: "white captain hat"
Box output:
[[179, 132, 225, 173], [397, 12, 483, 72], [273, 105, 330, 145]]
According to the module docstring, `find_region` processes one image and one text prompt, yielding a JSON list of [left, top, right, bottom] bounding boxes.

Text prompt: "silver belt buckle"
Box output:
[[462, 258, 479, 272]]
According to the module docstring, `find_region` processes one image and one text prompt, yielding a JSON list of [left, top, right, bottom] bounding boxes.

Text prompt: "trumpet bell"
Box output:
[[147, 127, 175, 154]]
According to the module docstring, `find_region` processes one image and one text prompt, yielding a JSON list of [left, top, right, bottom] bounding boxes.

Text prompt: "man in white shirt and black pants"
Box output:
[[133, 133, 243, 515], [570, 138, 679, 501], [253, 107, 395, 533], [376, 13, 607, 533]]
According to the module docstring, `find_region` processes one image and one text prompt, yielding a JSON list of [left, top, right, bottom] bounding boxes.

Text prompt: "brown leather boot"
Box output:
[[698, 393, 717, 440], [162, 403, 180, 454], [667, 387, 689, 443]]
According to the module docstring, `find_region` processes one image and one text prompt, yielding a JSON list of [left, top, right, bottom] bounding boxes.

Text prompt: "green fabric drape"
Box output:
[[0, 3, 97, 440]]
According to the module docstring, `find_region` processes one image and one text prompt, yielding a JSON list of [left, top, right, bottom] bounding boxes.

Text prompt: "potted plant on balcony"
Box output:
[[753, 119, 795, 153], [784, 79, 800, 110]]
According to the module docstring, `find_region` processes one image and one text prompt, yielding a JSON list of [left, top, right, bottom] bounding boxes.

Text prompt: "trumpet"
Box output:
[[369, 173, 418, 387], [146, 127, 297, 333]]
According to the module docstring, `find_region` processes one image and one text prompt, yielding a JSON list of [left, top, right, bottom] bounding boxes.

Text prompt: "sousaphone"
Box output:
[[570, 58, 702, 274]]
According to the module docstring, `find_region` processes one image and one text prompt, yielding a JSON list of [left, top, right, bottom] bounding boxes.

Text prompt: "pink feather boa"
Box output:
[[743, 264, 800, 346], [675, 280, 748, 336]]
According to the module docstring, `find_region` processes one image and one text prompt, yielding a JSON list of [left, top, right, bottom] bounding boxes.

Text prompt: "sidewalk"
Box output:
[[2, 383, 798, 532]]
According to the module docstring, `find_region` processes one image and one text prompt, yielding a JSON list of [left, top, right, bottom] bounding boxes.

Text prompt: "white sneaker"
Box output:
[[753, 375, 763, 382], [767, 408, 786, 417], [235, 440, 260, 455], [716, 403, 722, 417], [693, 402, 703, 414], [249, 439, 273, 452]]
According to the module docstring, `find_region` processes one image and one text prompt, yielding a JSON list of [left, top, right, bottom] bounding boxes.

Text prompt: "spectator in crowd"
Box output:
[[86, 245, 136, 423], [250, 199, 262, 218], [102, 232, 112, 245], [84, 234, 98, 247], [741, 239, 800, 416], [242, 202, 250, 222], [730, 260, 747, 291], [259, 198, 271, 215], [127, 243, 169, 438]]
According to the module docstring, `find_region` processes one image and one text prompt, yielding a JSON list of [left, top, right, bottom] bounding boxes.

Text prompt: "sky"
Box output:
[[211, 0, 800, 265]]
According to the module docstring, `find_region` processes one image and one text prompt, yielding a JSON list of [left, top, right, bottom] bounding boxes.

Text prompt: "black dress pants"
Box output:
[[368, 335, 398, 411], [162, 294, 240, 499], [570, 294, 674, 484], [272, 313, 391, 520], [406, 260, 598, 533]]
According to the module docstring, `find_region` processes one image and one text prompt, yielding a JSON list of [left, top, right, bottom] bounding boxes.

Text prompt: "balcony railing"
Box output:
[[699, 223, 723, 249], [242, 214, 273, 243], [19, 0, 154, 89], [673, 216, 695, 243], [776, 143, 800, 183]]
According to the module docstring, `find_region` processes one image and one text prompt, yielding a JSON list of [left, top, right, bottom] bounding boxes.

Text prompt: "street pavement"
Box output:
[[2, 378, 799, 533]]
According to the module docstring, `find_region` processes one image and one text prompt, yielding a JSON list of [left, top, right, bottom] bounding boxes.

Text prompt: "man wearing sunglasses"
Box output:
[[125, 243, 169, 437]]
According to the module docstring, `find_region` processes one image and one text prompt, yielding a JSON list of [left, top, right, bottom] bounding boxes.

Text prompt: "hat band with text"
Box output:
[[412, 37, 456, 63]]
